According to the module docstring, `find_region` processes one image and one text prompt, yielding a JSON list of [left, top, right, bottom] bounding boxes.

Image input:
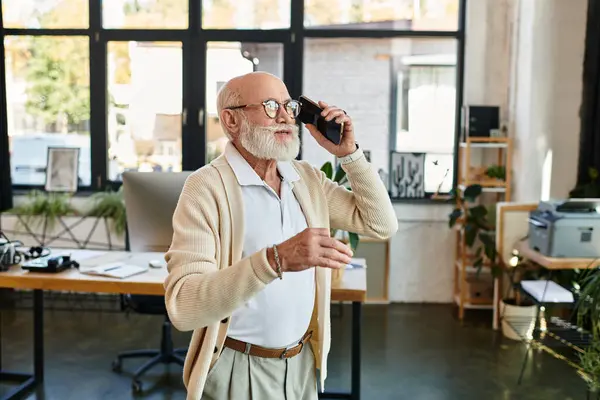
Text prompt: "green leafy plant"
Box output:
[[570, 167, 600, 198], [321, 161, 359, 252], [485, 165, 506, 181], [87, 187, 127, 237], [11, 190, 76, 231], [448, 184, 500, 276], [580, 339, 600, 393]]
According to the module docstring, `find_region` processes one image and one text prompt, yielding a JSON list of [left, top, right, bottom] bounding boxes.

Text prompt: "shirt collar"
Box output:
[[224, 141, 300, 186]]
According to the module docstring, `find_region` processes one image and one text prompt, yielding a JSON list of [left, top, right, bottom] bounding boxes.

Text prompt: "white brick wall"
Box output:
[[302, 38, 392, 173]]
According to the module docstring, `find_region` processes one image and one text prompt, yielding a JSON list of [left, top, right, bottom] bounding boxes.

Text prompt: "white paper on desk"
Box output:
[[64, 250, 107, 261], [521, 280, 574, 303], [80, 262, 148, 279]]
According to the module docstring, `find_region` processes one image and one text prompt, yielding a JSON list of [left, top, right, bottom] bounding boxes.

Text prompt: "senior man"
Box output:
[[164, 71, 397, 400]]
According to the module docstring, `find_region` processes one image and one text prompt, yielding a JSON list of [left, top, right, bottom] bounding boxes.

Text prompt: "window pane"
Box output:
[[2, 0, 88, 29], [205, 42, 284, 163], [202, 0, 291, 29], [107, 41, 183, 181], [103, 0, 188, 29], [302, 38, 457, 194], [304, 0, 458, 31], [5, 36, 90, 186]]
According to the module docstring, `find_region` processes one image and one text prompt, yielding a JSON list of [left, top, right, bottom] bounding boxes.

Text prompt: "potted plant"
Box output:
[[448, 184, 537, 339], [321, 161, 360, 286], [448, 184, 499, 275], [498, 253, 539, 340], [86, 187, 127, 237], [9, 190, 77, 244]]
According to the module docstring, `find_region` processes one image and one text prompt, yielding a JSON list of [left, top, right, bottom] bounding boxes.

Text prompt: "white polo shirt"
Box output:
[[224, 142, 315, 349]]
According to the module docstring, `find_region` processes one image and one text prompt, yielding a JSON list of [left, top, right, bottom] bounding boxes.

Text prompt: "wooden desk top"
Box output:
[[515, 240, 600, 270], [0, 250, 366, 302]]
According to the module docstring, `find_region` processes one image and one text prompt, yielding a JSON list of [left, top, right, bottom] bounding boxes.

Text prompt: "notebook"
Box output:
[[80, 262, 148, 279]]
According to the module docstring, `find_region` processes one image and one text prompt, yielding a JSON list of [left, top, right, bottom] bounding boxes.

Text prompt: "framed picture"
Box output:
[[45, 147, 80, 193], [389, 151, 426, 199]]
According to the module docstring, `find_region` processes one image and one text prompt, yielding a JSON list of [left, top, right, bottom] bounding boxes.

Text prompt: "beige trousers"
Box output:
[[201, 343, 318, 400]]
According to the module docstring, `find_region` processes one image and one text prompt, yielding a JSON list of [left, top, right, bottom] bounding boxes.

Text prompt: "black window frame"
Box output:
[[0, 0, 466, 201]]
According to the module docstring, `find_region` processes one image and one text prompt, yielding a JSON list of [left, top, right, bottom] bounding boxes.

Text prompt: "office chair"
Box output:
[[111, 232, 187, 394]]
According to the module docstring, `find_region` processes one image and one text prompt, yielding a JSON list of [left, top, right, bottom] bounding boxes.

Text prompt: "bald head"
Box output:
[[217, 72, 292, 140], [217, 72, 288, 110]]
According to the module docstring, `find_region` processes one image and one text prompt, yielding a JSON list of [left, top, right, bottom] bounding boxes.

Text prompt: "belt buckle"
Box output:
[[280, 338, 304, 359], [279, 348, 288, 359]]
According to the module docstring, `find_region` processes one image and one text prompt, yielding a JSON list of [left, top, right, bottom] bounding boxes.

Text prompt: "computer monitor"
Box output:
[[122, 171, 193, 252]]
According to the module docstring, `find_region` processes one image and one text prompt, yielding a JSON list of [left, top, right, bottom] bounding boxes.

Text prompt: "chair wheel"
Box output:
[[132, 380, 143, 393], [111, 359, 122, 373]]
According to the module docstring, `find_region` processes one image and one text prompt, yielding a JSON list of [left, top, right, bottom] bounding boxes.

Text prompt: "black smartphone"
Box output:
[[297, 95, 343, 145]]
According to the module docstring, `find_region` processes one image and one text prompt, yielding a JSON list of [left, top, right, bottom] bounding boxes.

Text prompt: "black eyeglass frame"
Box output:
[[225, 98, 301, 119]]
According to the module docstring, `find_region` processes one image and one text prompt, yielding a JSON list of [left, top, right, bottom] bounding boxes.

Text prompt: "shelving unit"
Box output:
[[454, 136, 513, 320]]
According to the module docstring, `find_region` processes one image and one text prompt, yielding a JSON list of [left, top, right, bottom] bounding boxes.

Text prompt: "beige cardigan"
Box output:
[[164, 149, 398, 399]]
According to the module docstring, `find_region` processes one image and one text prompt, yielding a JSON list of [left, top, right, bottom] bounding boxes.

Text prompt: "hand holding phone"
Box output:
[[297, 95, 343, 145]]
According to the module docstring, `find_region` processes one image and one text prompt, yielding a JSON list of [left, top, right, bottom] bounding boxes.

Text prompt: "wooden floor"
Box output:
[[0, 297, 587, 400]]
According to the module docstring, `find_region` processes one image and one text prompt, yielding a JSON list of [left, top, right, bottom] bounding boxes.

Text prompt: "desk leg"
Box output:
[[0, 291, 43, 400], [318, 302, 362, 400], [34, 289, 44, 383], [351, 301, 361, 400]]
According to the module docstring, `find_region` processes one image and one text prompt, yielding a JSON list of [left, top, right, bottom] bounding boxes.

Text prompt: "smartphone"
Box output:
[[297, 95, 343, 145]]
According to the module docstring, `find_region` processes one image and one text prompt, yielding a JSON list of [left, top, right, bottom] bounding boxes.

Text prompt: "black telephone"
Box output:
[[297, 95, 343, 145]]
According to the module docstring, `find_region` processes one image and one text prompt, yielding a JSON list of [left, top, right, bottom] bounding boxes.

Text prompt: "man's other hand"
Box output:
[[267, 228, 353, 273]]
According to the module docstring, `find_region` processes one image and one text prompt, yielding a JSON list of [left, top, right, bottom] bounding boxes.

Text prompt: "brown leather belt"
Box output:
[[224, 331, 312, 359]]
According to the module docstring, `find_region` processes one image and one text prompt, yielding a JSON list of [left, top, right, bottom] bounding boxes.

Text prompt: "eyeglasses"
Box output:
[[225, 99, 301, 119]]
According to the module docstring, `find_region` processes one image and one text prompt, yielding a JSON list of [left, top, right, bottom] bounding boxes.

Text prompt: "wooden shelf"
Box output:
[[459, 180, 507, 188], [454, 134, 512, 320], [455, 260, 492, 274], [458, 184, 506, 193], [461, 137, 510, 143], [453, 294, 494, 309], [459, 142, 508, 149]]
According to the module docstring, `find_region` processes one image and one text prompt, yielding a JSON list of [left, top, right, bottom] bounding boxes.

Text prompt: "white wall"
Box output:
[[390, 0, 587, 302], [510, 0, 587, 202], [388, 0, 516, 303]]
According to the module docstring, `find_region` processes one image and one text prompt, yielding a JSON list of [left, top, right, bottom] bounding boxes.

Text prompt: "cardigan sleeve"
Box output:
[[163, 187, 278, 332], [317, 149, 398, 240]]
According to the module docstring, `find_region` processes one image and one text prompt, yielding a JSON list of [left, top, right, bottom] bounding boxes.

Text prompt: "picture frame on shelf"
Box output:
[[45, 147, 80, 193], [389, 151, 425, 199]]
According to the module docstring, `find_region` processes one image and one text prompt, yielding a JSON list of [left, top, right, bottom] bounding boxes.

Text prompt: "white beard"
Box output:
[[239, 118, 300, 161]]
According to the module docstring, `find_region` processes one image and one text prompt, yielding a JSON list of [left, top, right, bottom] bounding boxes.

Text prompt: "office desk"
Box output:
[[514, 240, 600, 270], [0, 251, 366, 400]]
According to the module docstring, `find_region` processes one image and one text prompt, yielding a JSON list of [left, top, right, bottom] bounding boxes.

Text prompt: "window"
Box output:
[[202, 0, 291, 29], [304, 0, 459, 31], [5, 36, 91, 186], [2, 0, 89, 29], [0, 1, 464, 196], [205, 41, 284, 162], [395, 46, 457, 194], [107, 41, 183, 181], [103, 0, 188, 29], [302, 37, 457, 195]]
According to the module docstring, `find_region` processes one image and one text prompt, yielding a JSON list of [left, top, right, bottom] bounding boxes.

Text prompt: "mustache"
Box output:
[[253, 123, 299, 135]]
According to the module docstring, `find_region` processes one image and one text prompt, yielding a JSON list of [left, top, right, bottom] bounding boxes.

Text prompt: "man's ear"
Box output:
[[220, 110, 241, 139]]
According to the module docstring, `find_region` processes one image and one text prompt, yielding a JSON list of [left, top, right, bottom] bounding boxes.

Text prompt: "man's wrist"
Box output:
[[267, 247, 277, 271], [266, 246, 283, 278], [337, 143, 362, 164]]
